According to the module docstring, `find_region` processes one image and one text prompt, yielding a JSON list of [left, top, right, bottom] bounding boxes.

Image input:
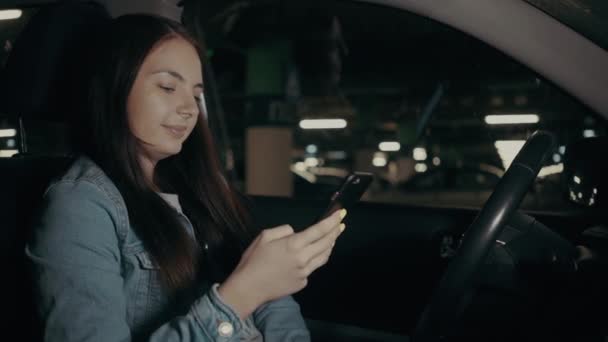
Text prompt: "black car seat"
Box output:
[[0, 2, 110, 340]]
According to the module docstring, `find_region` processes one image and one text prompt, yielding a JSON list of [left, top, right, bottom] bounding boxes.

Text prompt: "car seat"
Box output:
[[0, 2, 110, 340]]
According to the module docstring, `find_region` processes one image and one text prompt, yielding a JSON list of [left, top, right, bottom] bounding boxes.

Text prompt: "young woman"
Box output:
[[26, 14, 346, 341]]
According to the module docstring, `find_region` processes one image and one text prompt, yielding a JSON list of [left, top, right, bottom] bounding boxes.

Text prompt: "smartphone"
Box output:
[[314, 172, 374, 223]]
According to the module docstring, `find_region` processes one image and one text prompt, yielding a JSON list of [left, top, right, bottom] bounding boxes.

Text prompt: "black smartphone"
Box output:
[[314, 172, 374, 223]]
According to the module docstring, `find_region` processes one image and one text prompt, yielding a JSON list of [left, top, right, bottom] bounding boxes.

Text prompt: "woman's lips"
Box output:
[[162, 124, 187, 139]]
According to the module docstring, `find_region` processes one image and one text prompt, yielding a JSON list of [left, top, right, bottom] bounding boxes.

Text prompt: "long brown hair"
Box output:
[[79, 14, 255, 292]]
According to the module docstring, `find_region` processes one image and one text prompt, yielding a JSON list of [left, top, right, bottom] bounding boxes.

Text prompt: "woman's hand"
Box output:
[[217, 209, 346, 319]]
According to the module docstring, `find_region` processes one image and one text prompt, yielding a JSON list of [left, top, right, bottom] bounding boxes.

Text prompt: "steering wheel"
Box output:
[[412, 131, 556, 341]]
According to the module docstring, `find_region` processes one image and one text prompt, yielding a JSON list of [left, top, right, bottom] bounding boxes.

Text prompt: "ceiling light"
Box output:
[[415, 163, 428, 173], [0, 149, 18, 157], [484, 114, 539, 125], [372, 152, 387, 167], [294, 162, 306, 172], [304, 157, 319, 167], [413, 147, 427, 161], [552, 153, 561, 163], [0, 129, 17, 138], [0, 9, 22, 21], [299, 119, 347, 130], [379, 141, 400, 152], [305, 144, 318, 154], [583, 129, 596, 138]]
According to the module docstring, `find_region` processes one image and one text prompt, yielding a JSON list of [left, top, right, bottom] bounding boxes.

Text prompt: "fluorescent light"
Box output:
[[484, 114, 539, 125], [0, 149, 18, 157], [299, 119, 347, 130], [432, 157, 441, 166], [0, 9, 22, 20], [495, 140, 526, 169], [538, 163, 564, 178], [574, 175, 581, 184], [305, 144, 318, 154], [415, 163, 428, 173], [583, 129, 596, 138], [0, 129, 17, 138], [558, 145, 566, 154], [304, 157, 319, 167], [379, 141, 400, 152], [413, 147, 427, 161], [372, 152, 387, 167], [294, 162, 306, 172], [372, 157, 387, 167], [552, 153, 561, 163]]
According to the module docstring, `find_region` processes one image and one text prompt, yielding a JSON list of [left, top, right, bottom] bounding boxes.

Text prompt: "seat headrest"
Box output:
[[0, 1, 110, 122]]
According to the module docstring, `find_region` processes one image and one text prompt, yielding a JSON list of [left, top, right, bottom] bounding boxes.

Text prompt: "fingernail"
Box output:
[[339, 223, 346, 232], [339, 209, 347, 219]]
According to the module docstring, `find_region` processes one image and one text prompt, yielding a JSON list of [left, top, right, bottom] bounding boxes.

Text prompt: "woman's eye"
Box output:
[[194, 96, 201, 102], [159, 85, 175, 92]]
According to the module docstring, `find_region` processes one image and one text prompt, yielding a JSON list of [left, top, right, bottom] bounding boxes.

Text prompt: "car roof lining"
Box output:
[[523, 0, 608, 52]]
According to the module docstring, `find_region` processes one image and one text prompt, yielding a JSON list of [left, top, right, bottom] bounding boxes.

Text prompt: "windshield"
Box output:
[[194, 1, 607, 212]]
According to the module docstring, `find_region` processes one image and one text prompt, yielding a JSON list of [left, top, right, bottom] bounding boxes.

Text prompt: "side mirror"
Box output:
[[562, 137, 608, 208]]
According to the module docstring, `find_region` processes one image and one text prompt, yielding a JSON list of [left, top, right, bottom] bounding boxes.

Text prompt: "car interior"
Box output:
[[2, 1, 608, 341]]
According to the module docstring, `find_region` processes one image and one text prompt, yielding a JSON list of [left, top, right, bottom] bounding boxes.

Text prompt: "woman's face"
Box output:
[[126, 36, 203, 163]]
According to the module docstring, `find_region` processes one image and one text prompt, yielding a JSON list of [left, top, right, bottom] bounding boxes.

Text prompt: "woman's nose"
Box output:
[[177, 108, 194, 119], [177, 97, 197, 119]]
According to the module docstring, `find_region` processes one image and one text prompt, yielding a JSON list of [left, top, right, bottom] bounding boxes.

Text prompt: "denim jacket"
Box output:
[[25, 156, 310, 341]]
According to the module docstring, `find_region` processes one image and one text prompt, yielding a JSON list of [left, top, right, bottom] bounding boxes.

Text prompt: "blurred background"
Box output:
[[2, 0, 606, 212]]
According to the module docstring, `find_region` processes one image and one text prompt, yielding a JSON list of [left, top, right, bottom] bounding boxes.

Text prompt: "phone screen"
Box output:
[[316, 172, 373, 222]]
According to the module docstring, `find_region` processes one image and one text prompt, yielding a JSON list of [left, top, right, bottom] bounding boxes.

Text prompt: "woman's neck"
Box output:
[[138, 155, 160, 192]]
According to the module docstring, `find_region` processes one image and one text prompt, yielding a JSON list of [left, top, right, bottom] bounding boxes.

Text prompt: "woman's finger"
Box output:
[[303, 245, 334, 276], [290, 209, 345, 249], [260, 224, 295, 242], [301, 223, 344, 262]]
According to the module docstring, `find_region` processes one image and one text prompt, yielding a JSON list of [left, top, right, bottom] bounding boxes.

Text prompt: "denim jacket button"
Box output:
[[218, 321, 234, 337]]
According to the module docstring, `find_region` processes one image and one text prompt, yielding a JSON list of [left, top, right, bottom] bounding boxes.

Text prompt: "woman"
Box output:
[[26, 14, 346, 341]]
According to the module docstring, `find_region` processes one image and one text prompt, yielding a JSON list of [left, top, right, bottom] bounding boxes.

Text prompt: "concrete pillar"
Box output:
[[245, 126, 293, 197]]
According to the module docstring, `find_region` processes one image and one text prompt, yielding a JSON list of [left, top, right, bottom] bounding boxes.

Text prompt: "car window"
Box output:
[[184, 0, 607, 212], [0, 7, 38, 68], [0, 6, 38, 157]]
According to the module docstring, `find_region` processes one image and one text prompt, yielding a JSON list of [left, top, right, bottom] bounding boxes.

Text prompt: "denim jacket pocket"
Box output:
[[128, 250, 169, 335]]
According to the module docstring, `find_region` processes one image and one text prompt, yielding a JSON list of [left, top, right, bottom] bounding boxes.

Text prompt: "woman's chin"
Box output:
[[156, 145, 182, 160]]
